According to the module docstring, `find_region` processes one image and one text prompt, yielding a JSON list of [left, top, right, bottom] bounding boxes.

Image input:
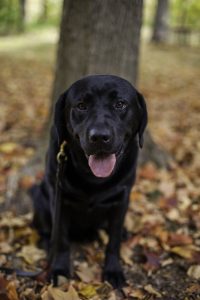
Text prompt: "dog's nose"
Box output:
[[89, 128, 111, 144]]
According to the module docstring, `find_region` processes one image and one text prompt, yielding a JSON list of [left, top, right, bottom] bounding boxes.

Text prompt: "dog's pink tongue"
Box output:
[[88, 154, 116, 178]]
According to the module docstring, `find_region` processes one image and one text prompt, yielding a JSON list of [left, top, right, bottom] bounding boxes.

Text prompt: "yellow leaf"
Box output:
[[171, 246, 193, 259], [0, 142, 19, 154], [79, 284, 97, 299]]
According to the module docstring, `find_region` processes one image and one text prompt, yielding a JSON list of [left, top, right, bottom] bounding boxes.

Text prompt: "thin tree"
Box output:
[[151, 0, 169, 43], [18, 0, 26, 32]]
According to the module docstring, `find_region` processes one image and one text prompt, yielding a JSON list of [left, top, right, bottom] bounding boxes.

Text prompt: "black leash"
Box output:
[[0, 141, 68, 280], [49, 140, 67, 263]]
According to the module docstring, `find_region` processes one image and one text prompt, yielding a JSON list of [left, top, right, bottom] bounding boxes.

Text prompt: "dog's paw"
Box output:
[[50, 267, 70, 286], [103, 254, 126, 289], [103, 269, 126, 289], [49, 252, 70, 286]]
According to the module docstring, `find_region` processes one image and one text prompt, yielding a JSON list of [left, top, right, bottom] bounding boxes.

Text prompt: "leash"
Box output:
[[49, 140, 67, 263], [0, 141, 68, 280]]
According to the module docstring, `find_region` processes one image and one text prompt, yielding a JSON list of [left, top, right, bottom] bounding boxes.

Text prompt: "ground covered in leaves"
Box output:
[[0, 29, 200, 299]]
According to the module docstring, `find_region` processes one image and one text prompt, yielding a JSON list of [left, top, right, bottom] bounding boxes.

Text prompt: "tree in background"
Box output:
[[18, 0, 26, 32], [151, 0, 169, 43]]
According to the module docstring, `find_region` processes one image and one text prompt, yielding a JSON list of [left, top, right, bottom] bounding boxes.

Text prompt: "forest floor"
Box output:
[[0, 28, 200, 300]]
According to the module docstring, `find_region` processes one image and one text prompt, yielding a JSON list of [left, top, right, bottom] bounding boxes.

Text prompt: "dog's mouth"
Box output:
[[88, 153, 116, 178]]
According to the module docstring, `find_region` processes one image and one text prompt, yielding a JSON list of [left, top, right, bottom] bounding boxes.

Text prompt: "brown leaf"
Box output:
[[6, 281, 19, 300], [144, 284, 162, 298], [139, 163, 158, 180], [168, 233, 193, 247]]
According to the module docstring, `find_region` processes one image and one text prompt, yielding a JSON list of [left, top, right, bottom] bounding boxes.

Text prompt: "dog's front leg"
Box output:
[[103, 198, 128, 289], [50, 208, 71, 286]]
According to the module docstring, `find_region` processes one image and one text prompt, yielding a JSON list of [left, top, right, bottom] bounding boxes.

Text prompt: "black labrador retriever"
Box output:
[[30, 75, 147, 288]]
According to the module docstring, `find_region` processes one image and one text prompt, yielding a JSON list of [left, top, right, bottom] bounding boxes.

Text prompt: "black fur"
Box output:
[[30, 75, 148, 288]]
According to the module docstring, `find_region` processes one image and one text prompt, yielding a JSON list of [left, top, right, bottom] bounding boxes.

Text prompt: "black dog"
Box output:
[[30, 75, 147, 288]]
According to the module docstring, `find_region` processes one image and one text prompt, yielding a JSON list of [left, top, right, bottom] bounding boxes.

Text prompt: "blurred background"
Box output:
[[0, 1, 200, 298]]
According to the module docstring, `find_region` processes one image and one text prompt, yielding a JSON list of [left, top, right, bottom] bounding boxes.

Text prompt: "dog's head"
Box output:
[[54, 75, 147, 178]]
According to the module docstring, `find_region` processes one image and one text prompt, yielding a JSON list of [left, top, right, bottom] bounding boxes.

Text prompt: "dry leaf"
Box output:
[[168, 233, 193, 247], [171, 246, 193, 259], [0, 142, 19, 154], [42, 285, 80, 300], [75, 263, 96, 283], [144, 284, 162, 298], [120, 244, 133, 266], [139, 163, 158, 180], [6, 281, 19, 300], [187, 265, 200, 279], [159, 181, 175, 197], [79, 284, 97, 299], [17, 245, 46, 264], [129, 288, 145, 299]]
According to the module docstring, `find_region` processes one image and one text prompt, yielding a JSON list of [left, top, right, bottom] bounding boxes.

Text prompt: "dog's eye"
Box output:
[[77, 102, 87, 111], [114, 100, 127, 110]]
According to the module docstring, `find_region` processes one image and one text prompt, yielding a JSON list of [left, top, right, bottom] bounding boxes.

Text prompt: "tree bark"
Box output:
[[151, 0, 169, 43], [51, 0, 143, 114]]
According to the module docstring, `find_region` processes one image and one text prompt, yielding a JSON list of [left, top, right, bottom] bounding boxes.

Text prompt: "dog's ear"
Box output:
[[137, 92, 148, 148], [54, 91, 68, 145]]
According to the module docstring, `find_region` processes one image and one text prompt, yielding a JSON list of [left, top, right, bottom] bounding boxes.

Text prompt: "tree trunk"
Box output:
[[51, 0, 143, 114], [39, 0, 48, 22], [151, 0, 169, 43], [18, 0, 26, 32]]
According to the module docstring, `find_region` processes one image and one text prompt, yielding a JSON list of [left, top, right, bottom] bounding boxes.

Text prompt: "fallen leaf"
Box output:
[[168, 233, 193, 247], [17, 245, 46, 265], [0, 242, 13, 254], [6, 281, 19, 300], [171, 246, 193, 259], [120, 244, 133, 266], [139, 163, 158, 180], [42, 284, 80, 300], [144, 284, 162, 298], [75, 263, 96, 283], [187, 265, 200, 279], [159, 181, 175, 197], [0, 142, 19, 154], [79, 284, 97, 299]]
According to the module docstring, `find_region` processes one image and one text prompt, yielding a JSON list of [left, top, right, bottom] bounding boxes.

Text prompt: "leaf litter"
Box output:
[[0, 38, 200, 299]]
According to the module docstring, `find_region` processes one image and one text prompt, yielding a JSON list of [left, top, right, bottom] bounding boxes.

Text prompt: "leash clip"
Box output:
[[57, 140, 67, 163]]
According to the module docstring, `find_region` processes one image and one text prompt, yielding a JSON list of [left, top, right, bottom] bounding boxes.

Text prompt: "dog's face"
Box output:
[[55, 75, 147, 178]]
